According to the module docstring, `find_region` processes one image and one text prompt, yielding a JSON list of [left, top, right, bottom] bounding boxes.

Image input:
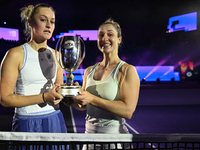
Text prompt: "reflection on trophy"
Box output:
[[55, 36, 85, 97]]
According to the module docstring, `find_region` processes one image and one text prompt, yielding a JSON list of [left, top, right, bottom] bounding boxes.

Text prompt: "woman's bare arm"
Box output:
[[0, 47, 63, 107]]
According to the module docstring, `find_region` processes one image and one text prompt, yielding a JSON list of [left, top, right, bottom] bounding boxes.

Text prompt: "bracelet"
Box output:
[[42, 93, 46, 103]]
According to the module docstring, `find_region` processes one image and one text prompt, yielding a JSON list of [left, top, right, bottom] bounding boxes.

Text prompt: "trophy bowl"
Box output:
[[55, 36, 85, 97]]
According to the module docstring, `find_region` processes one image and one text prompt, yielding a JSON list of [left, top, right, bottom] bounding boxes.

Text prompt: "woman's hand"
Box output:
[[72, 91, 94, 107], [43, 84, 63, 105]]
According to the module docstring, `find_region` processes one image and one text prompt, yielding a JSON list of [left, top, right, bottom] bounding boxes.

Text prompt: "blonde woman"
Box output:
[[0, 3, 67, 134]]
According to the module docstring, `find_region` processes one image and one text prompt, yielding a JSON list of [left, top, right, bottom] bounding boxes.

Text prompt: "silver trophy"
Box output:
[[55, 36, 85, 97]]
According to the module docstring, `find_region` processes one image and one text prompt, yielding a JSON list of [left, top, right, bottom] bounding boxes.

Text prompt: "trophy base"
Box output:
[[58, 85, 81, 97]]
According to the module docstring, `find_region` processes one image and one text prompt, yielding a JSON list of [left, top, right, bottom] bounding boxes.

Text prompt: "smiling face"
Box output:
[[97, 24, 122, 54], [29, 7, 55, 42]]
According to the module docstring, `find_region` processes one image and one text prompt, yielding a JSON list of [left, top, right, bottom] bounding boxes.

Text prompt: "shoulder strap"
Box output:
[[21, 43, 28, 70], [113, 61, 126, 79], [88, 62, 100, 74]]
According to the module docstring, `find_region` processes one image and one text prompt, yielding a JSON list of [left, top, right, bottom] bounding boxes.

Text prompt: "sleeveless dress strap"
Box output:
[[21, 44, 28, 70]]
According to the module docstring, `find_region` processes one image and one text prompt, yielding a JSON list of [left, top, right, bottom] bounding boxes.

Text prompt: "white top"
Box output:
[[14, 43, 59, 116]]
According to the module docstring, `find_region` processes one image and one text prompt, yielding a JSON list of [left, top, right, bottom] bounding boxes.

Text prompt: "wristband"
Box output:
[[42, 93, 46, 103]]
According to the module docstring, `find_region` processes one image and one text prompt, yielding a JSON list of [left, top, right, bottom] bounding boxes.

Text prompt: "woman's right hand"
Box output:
[[43, 84, 63, 105]]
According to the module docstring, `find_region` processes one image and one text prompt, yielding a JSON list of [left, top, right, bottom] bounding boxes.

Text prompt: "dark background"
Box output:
[[0, 0, 200, 134], [1, 0, 200, 69]]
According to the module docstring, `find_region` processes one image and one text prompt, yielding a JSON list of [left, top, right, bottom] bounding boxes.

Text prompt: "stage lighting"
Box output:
[[186, 71, 192, 77]]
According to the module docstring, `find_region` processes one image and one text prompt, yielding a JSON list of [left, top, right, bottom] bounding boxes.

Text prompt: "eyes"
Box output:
[[98, 32, 114, 38], [40, 18, 55, 25]]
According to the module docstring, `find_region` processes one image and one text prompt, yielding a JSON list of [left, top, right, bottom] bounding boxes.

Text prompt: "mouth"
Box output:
[[44, 30, 51, 34], [101, 43, 111, 48]]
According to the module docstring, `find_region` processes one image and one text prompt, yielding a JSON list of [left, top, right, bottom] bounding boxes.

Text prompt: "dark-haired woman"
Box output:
[[72, 19, 140, 149]]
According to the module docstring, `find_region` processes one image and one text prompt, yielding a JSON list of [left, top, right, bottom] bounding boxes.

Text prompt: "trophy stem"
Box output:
[[66, 72, 74, 86]]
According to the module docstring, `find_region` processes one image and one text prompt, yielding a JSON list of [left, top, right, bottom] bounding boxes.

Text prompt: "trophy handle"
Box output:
[[78, 37, 86, 65], [55, 37, 66, 70], [55, 38, 61, 63]]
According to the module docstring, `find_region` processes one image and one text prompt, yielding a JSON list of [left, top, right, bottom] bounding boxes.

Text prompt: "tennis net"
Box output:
[[0, 132, 200, 149]]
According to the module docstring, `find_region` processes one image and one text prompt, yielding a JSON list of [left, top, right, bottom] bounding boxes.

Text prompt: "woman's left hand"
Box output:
[[72, 91, 93, 106]]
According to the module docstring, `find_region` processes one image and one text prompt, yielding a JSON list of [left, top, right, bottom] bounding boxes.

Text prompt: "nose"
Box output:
[[101, 34, 108, 41], [46, 21, 51, 28]]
